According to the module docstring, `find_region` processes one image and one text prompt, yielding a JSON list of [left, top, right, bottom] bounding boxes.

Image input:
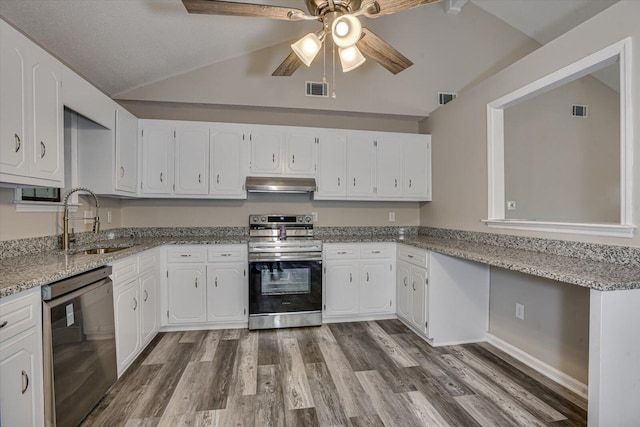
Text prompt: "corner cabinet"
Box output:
[[323, 243, 396, 322], [0, 20, 64, 187], [0, 288, 45, 427]]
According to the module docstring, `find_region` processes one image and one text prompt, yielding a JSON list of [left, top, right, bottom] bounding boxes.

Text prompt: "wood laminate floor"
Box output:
[[81, 320, 587, 426]]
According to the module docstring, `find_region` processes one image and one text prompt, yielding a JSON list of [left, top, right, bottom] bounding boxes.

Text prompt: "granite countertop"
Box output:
[[2, 233, 640, 299]]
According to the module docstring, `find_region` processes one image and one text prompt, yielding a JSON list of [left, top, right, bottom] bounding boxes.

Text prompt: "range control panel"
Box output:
[[249, 214, 313, 225]]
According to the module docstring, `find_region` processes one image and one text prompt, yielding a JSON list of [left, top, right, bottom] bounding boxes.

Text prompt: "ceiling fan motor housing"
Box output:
[[304, 0, 362, 17]]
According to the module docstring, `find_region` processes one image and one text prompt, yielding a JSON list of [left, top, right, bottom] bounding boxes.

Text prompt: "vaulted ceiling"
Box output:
[[0, 0, 618, 116]]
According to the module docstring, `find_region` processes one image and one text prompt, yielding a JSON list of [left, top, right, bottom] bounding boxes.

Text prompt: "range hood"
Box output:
[[245, 176, 316, 193]]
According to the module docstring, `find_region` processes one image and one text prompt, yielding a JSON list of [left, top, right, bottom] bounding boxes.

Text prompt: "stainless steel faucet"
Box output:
[[62, 187, 100, 250]]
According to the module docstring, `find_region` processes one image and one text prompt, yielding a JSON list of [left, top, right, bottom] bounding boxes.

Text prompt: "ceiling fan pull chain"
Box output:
[[332, 40, 337, 99]]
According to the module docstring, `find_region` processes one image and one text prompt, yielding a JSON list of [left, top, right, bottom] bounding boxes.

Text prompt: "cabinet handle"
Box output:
[[180, 254, 192, 257], [217, 174, 220, 184], [14, 134, 21, 152], [195, 277, 198, 288], [21, 370, 29, 394], [409, 179, 412, 188], [198, 173, 201, 183], [337, 177, 340, 187], [120, 166, 125, 178], [143, 290, 148, 302], [221, 253, 231, 257], [292, 154, 295, 164], [371, 250, 381, 254], [412, 280, 416, 291], [215, 277, 218, 287], [272, 153, 275, 163], [366, 272, 370, 281], [349, 273, 352, 283], [160, 172, 163, 183], [337, 251, 347, 255], [133, 297, 138, 311], [353, 177, 356, 187], [403, 277, 407, 286], [0, 320, 7, 329], [40, 141, 46, 158], [394, 178, 397, 188], [407, 254, 414, 258]]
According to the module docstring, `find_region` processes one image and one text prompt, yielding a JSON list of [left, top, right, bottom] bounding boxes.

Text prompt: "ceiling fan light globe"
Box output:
[[331, 14, 362, 48], [339, 45, 366, 72], [291, 32, 322, 67]]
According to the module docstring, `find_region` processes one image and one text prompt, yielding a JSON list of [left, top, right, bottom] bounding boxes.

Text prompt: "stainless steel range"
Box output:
[[248, 214, 322, 330]]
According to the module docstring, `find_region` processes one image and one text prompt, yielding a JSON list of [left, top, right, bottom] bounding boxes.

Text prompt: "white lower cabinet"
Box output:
[[111, 249, 161, 376], [323, 243, 395, 321], [0, 288, 44, 427], [165, 245, 248, 328]]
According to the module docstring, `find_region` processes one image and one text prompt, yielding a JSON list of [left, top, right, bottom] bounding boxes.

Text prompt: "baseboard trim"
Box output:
[[322, 313, 397, 324], [160, 322, 248, 332], [486, 333, 588, 399]]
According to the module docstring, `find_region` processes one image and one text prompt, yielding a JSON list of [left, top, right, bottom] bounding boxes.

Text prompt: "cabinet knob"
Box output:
[[40, 141, 46, 158], [21, 370, 29, 394], [14, 134, 21, 153]]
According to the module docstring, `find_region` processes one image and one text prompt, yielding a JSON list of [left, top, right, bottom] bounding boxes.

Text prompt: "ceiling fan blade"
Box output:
[[365, 0, 441, 17], [357, 28, 413, 74], [272, 52, 304, 76], [182, 0, 307, 21]]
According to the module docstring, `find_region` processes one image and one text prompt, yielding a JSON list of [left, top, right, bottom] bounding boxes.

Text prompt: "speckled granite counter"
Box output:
[[3, 231, 640, 299], [0, 236, 248, 299]]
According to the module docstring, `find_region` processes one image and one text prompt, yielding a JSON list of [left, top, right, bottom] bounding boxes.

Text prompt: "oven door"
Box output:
[[249, 258, 322, 315]]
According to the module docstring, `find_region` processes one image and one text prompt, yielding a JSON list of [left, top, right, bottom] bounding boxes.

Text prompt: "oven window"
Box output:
[[261, 264, 310, 295]]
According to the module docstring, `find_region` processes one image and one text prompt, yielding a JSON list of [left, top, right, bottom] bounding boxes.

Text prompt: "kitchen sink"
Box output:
[[73, 245, 134, 255]]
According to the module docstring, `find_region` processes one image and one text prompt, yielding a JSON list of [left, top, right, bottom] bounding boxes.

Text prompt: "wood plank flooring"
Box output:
[[81, 320, 587, 426]]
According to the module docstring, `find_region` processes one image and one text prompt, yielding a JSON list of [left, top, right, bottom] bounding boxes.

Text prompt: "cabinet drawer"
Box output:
[[138, 250, 158, 273], [360, 244, 395, 259], [324, 245, 359, 260], [167, 246, 206, 263], [207, 245, 246, 262], [111, 256, 138, 285], [397, 245, 428, 268], [0, 290, 39, 343]]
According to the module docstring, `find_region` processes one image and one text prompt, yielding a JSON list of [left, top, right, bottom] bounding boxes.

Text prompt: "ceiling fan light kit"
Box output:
[[182, 0, 442, 77]]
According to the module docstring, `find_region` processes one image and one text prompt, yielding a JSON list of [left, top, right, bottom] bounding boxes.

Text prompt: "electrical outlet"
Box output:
[[515, 303, 525, 320], [389, 212, 396, 222], [311, 212, 318, 222], [507, 201, 517, 210], [107, 210, 112, 224], [84, 210, 94, 225]]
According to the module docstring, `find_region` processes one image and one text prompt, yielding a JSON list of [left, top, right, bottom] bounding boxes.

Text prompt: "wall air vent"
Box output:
[[306, 81, 329, 97], [438, 92, 457, 105], [572, 104, 588, 118]]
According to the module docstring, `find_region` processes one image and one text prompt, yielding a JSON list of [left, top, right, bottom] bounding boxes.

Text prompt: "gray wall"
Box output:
[[421, 0, 640, 382]]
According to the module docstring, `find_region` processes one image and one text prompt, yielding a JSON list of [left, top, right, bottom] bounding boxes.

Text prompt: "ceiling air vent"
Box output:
[[438, 92, 457, 105], [572, 104, 588, 118], [306, 81, 329, 97]]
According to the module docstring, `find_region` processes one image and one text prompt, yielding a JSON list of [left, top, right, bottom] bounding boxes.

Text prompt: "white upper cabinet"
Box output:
[[404, 134, 432, 200], [0, 20, 63, 187], [115, 107, 138, 194], [140, 121, 174, 194], [376, 134, 404, 199], [174, 124, 209, 195], [315, 132, 347, 199], [250, 126, 283, 175], [62, 67, 114, 130], [250, 126, 317, 176], [346, 132, 376, 198], [210, 124, 247, 198]]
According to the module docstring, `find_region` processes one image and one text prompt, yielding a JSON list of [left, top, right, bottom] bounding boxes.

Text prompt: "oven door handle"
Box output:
[[249, 254, 322, 262]]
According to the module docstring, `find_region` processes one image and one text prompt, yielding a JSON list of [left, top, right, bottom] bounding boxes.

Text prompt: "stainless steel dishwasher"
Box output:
[[42, 266, 117, 427]]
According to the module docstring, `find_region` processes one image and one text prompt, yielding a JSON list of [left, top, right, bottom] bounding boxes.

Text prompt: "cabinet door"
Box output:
[[0, 24, 27, 177], [285, 130, 316, 176], [113, 280, 140, 375], [168, 264, 206, 324], [210, 125, 247, 197], [410, 266, 427, 334], [316, 133, 347, 198], [250, 128, 283, 174], [377, 135, 403, 198], [396, 261, 411, 321], [346, 133, 376, 198], [140, 269, 159, 346], [0, 329, 43, 427], [30, 52, 63, 182], [141, 122, 173, 194], [207, 263, 247, 322], [324, 260, 359, 316], [404, 135, 431, 200], [174, 125, 209, 194], [359, 260, 393, 314], [115, 107, 138, 193]]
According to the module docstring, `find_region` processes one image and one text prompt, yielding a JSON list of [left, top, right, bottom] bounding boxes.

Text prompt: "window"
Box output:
[[20, 187, 61, 203]]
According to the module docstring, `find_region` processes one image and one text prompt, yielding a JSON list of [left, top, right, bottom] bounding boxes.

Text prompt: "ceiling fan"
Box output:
[[182, 0, 441, 76]]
